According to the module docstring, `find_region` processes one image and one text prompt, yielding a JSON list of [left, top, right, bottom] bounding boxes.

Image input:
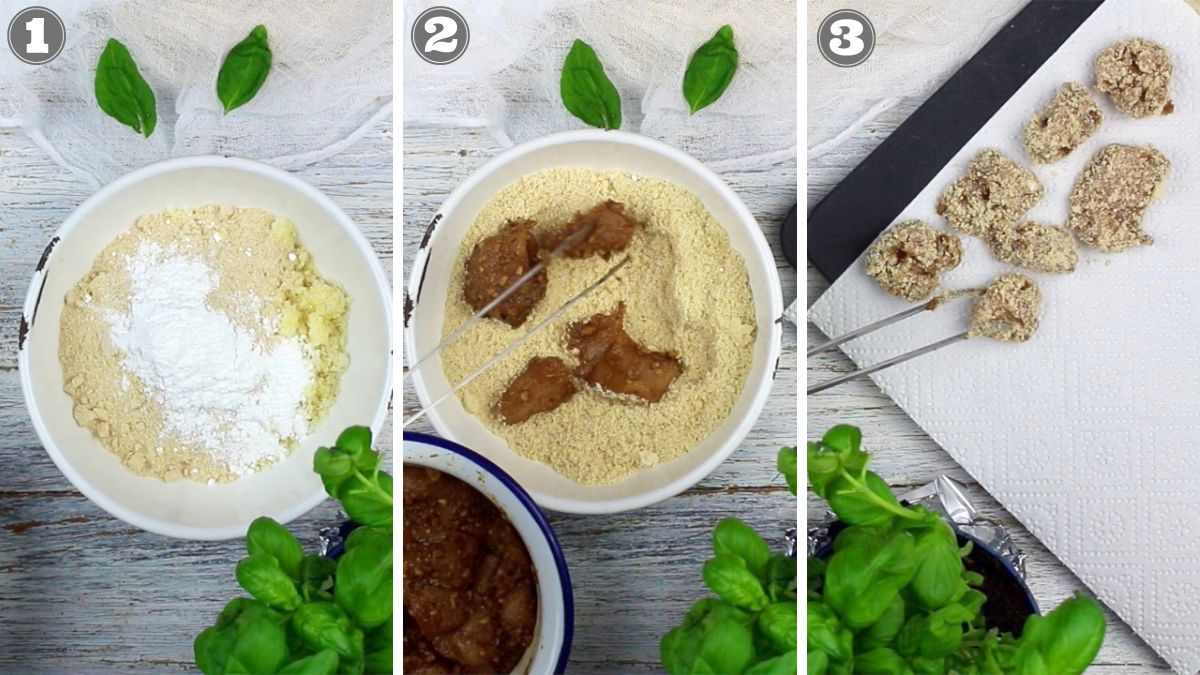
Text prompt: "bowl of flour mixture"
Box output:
[[406, 131, 783, 513], [19, 157, 391, 539]]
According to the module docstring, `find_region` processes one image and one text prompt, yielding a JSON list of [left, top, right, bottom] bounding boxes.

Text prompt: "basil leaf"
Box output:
[[218, 24, 272, 113], [246, 516, 304, 580], [94, 38, 157, 137], [712, 517, 770, 578], [560, 39, 621, 129], [778, 446, 798, 495], [683, 24, 738, 114]]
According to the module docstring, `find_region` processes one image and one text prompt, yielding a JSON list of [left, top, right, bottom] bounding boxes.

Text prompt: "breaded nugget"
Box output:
[[494, 357, 577, 424], [968, 273, 1041, 343], [1023, 82, 1103, 164], [865, 220, 963, 301], [987, 221, 1078, 274], [937, 149, 1044, 237], [1095, 38, 1174, 118], [541, 200, 637, 259], [1067, 144, 1169, 251], [463, 219, 547, 327], [567, 304, 681, 403]]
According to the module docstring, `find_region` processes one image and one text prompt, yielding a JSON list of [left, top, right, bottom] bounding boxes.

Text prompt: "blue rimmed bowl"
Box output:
[[403, 431, 574, 675]]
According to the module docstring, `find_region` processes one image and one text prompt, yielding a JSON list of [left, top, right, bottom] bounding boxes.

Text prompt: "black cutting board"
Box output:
[[808, 0, 1104, 282]]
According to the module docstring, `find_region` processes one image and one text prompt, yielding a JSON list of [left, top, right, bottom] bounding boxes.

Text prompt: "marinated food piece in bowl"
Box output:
[[1095, 38, 1174, 118], [1022, 82, 1103, 164], [439, 168, 755, 485], [464, 219, 548, 328], [1067, 144, 1169, 252], [969, 273, 1042, 343], [987, 221, 1078, 274], [495, 356, 578, 424], [568, 303, 682, 402], [865, 219, 963, 301], [403, 465, 538, 674], [937, 149, 1044, 238], [541, 199, 638, 259], [59, 205, 348, 483]]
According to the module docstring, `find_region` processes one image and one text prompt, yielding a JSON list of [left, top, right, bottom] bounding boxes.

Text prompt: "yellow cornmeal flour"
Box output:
[[59, 205, 349, 483], [440, 168, 757, 485]]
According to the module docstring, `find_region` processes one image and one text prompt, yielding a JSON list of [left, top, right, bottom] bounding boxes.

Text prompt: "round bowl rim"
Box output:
[[403, 430, 575, 675], [17, 155, 394, 540], [404, 129, 784, 514]]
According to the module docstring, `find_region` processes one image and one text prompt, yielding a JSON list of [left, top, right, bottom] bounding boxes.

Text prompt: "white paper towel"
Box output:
[[808, 0, 1200, 670]]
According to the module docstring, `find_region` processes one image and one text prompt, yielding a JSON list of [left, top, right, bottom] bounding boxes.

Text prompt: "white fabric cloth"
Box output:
[[806, 0, 1025, 159], [0, 0, 393, 187], [810, 0, 1200, 671], [403, 0, 796, 171]]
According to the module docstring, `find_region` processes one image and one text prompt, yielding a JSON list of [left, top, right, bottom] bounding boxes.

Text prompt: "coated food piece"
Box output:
[[968, 273, 1041, 343], [1022, 82, 1103, 164], [865, 220, 963, 301], [541, 199, 638, 259], [568, 303, 682, 403], [1067, 144, 1169, 252], [463, 219, 547, 327], [494, 356, 578, 424], [987, 221, 1078, 274], [1095, 38, 1174, 118], [403, 466, 537, 674], [937, 149, 1044, 237]]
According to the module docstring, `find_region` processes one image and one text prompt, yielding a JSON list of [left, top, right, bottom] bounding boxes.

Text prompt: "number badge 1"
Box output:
[[7, 6, 66, 65]]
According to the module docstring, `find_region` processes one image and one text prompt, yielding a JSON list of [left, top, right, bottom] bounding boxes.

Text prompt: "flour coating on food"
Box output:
[[439, 168, 756, 485]]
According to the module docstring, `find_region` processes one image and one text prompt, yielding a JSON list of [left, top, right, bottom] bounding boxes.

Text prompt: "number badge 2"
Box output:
[[411, 6, 470, 65]]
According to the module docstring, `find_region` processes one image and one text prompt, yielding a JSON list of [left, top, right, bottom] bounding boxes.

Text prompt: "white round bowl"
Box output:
[[405, 130, 783, 513], [403, 431, 573, 675], [18, 156, 392, 540]]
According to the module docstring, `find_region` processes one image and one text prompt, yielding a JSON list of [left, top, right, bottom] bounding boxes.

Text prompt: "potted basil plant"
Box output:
[[808, 425, 1106, 675]]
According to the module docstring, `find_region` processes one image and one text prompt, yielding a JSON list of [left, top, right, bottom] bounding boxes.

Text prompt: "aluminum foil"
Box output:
[[806, 475, 1026, 579]]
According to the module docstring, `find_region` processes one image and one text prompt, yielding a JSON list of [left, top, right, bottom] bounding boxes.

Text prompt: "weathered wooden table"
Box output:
[[806, 99, 1170, 672], [402, 125, 798, 673], [0, 123, 394, 672]]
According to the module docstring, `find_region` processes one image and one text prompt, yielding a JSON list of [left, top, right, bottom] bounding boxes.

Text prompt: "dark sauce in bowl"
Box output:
[[403, 465, 538, 673]]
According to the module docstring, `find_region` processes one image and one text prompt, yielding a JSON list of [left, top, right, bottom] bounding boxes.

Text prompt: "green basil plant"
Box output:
[[194, 426, 392, 675], [660, 447, 800, 675], [808, 424, 1105, 675]]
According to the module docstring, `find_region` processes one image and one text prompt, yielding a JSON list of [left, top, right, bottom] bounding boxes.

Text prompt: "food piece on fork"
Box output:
[[968, 273, 1042, 343], [541, 200, 638, 259], [463, 219, 547, 327]]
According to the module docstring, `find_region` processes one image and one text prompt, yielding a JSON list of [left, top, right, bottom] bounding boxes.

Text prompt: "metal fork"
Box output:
[[807, 290, 980, 395]]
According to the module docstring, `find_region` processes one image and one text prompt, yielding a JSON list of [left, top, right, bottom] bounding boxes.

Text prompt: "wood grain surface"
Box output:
[[402, 124, 799, 673], [0, 122, 394, 673]]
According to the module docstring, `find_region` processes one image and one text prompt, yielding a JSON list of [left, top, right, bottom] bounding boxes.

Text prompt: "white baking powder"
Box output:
[[107, 242, 313, 476]]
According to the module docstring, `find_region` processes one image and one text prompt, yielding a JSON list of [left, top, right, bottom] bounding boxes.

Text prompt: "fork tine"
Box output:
[[807, 302, 931, 357], [807, 331, 969, 395]]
